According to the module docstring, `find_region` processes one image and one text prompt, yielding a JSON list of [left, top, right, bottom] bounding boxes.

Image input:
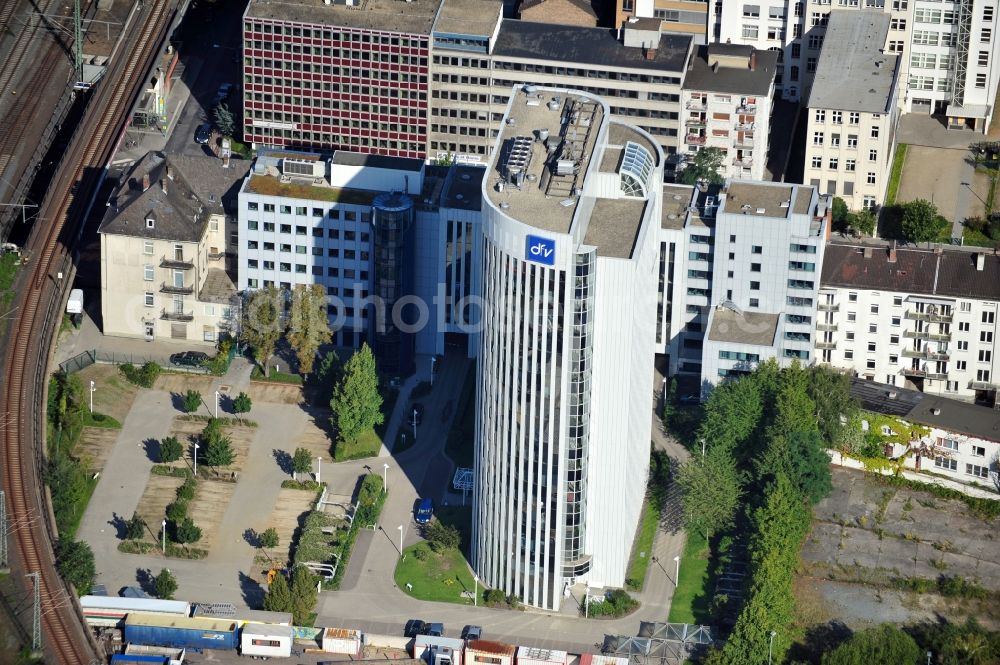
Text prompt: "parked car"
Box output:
[[415, 498, 434, 525], [426, 623, 444, 637], [194, 123, 212, 144], [409, 402, 425, 426], [461, 625, 482, 641], [404, 619, 427, 638], [169, 351, 209, 367], [678, 394, 700, 405]]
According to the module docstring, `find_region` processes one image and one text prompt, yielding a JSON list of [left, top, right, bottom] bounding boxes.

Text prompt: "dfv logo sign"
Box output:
[[525, 234, 555, 266]]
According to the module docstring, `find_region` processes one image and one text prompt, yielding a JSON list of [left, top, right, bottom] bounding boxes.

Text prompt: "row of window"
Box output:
[[934, 458, 993, 478], [246, 243, 370, 260], [246, 205, 370, 221], [245, 22, 428, 47], [246, 259, 370, 280], [813, 110, 864, 125], [810, 156, 868, 175]]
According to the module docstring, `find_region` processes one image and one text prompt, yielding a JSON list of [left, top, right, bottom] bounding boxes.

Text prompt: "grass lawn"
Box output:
[[885, 143, 908, 206], [62, 476, 99, 540], [626, 498, 661, 590], [251, 366, 303, 385], [963, 226, 994, 247], [395, 544, 483, 605], [667, 531, 713, 624], [445, 364, 476, 468], [333, 428, 383, 461], [82, 411, 122, 429]]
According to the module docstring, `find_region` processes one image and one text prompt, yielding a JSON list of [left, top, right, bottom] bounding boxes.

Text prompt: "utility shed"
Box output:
[[517, 646, 568, 665], [322, 627, 364, 655], [241, 622, 293, 658], [415, 635, 466, 665], [466, 640, 516, 665]]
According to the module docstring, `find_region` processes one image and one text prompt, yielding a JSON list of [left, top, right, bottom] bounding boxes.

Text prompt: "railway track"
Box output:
[[0, 1, 178, 662]]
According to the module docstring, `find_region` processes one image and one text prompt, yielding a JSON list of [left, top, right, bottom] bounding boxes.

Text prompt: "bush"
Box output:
[[154, 569, 178, 600], [55, 538, 95, 594], [125, 513, 145, 540], [166, 500, 188, 522], [204, 434, 235, 467], [119, 362, 161, 388], [176, 478, 196, 501], [232, 392, 252, 414], [182, 390, 203, 413], [159, 436, 182, 463], [260, 527, 279, 549], [175, 518, 202, 544], [821, 624, 921, 665], [424, 520, 461, 553], [412, 544, 429, 560], [483, 588, 507, 606], [584, 589, 638, 618]]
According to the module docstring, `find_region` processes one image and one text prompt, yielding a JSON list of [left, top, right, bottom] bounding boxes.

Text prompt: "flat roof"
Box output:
[[661, 185, 693, 230], [125, 613, 236, 631], [707, 308, 778, 346], [807, 10, 898, 113], [246, 0, 442, 34], [493, 20, 691, 73], [442, 165, 485, 210], [486, 89, 605, 233], [793, 185, 814, 215], [331, 151, 424, 172], [721, 182, 794, 218], [585, 198, 647, 258], [434, 0, 502, 36], [682, 45, 778, 96]]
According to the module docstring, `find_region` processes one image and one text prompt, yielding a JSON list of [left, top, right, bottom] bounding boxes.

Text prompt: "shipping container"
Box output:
[[124, 613, 238, 651], [192, 604, 292, 626], [414, 635, 465, 664], [322, 627, 363, 655], [80, 596, 190, 627], [517, 646, 568, 665], [578, 655, 629, 665], [110, 655, 168, 665], [124, 643, 185, 665], [241, 622, 294, 658], [466, 640, 516, 665]]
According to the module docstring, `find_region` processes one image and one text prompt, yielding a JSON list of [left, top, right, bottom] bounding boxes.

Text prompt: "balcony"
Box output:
[[685, 134, 707, 145], [685, 99, 707, 110], [904, 329, 952, 342], [733, 157, 753, 168], [160, 282, 194, 295], [737, 104, 757, 115], [815, 341, 837, 350], [817, 302, 839, 312], [902, 349, 950, 361], [905, 309, 953, 323], [736, 122, 755, 131], [734, 139, 755, 150], [901, 367, 948, 381], [969, 380, 1000, 391], [816, 322, 838, 331], [685, 118, 706, 129], [161, 309, 194, 322], [161, 255, 194, 270], [208, 250, 226, 260]]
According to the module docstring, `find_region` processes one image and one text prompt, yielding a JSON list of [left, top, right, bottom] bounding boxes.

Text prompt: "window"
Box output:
[[143, 265, 153, 281], [869, 323, 878, 333], [812, 156, 823, 168], [966, 463, 989, 478], [845, 159, 856, 172], [751, 263, 761, 272], [849, 112, 860, 124], [750, 281, 760, 290], [263, 222, 275, 232], [935, 457, 958, 471], [749, 298, 760, 307], [979, 350, 992, 363], [870, 126, 880, 139], [891, 316, 900, 326], [981, 331, 994, 343], [845, 350, 854, 359], [144, 292, 154, 307], [812, 131, 824, 145], [890, 335, 900, 344], [806, 57, 817, 72], [894, 296, 903, 306], [980, 50, 991, 66], [742, 24, 759, 38], [889, 355, 898, 364], [830, 133, 840, 147], [846, 331, 856, 340], [890, 18, 906, 29], [847, 134, 858, 148], [742, 3, 760, 16], [960, 321, 971, 332], [973, 445, 986, 457], [983, 27, 993, 41], [958, 341, 969, 350], [868, 342, 877, 352], [983, 311, 995, 324], [957, 360, 967, 370], [866, 359, 876, 369], [867, 172, 877, 185], [863, 196, 876, 210], [977, 369, 991, 382], [808, 34, 824, 49], [978, 73, 990, 88], [868, 149, 878, 161], [247, 202, 259, 211], [848, 292, 858, 302], [280, 224, 291, 233], [815, 109, 826, 122]]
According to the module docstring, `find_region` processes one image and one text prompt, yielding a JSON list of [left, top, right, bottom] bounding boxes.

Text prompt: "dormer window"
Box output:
[[146, 217, 155, 229]]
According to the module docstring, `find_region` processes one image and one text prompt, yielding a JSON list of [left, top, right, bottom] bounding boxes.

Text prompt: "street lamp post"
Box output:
[[193, 443, 200, 477], [700, 438, 706, 461], [430, 356, 437, 386], [412, 408, 417, 441], [768, 631, 777, 665], [926, 652, 932, 665], [397, 525, 403, 556], [89, 380, 96, 415], [316, 457, 322, 485], [673, 555, 680, 586], [214, 391, 220, 419], [161, 519, 167, 553], [585, 585, 590, 618], [383, 463, 389, 493], [474, 574, 478, 607], [661, 377, 667, 405]]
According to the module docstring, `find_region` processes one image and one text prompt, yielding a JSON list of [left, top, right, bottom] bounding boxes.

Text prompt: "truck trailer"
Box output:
[[124, 613, 238, 651]]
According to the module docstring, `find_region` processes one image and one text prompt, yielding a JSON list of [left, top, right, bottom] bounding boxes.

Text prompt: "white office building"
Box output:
[[473, 87, 661, 610], [818, 241, 1000, 405], [656, 180, 830, 393], [803, 11, 901, 211], [236, 150, 484, 371]]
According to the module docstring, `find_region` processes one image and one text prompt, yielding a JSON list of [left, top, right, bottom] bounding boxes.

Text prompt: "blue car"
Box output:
[[415, 498, 434, 524]]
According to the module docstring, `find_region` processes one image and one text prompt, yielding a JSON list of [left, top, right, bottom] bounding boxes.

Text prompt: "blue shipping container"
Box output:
[[110, 655, 168, 664], [123, 617, 238, 651]]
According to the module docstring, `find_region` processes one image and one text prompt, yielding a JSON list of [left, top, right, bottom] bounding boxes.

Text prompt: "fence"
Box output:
[[58, 349, 209, 375]]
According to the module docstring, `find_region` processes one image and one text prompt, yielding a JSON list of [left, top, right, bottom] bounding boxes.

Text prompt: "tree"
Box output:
[[807, 365, 857, 447], [175, 518, 202, 544], [697, 376, 763, 457], [204, 433, 235, 467], [55, 538, 95, 594], [424, 520, 461, 552], [288, 284, 332, 378], [661, 378, 677, 427], [125, 513, 146, 540], [831, 197, 850, 231], [901, 199, 947, 243], [232, 392, 252, 415], [678, 446, 745, 539], [263, 571, 293, 613], [182, 390, 202, 414], [769, 430, 833, 505], [291, 447, 312, 480], [313, 350, 341, 403], [330, 343, 384, 443], [678, 147, 725, 186], [260, 527, 279, 549], [289, 565, 319, 626], [214, 103, 235, 137], [848, 209, 877, 236], [159, 436, 182, 463], [243, 285, 285, 376], [822, 625, 922, 665], [154, 569, 178, 600]]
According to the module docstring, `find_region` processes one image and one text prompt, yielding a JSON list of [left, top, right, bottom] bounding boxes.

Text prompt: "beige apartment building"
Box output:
[[679, 44, 777, 181], [802, 11, 900, 211], [613, 0, 708, 42], [429, 6, 693, 166], [98, 153, 243, 343]]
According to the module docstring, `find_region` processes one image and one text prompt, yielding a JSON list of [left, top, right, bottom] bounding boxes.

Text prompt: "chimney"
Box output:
[[888, 240, 897, 264], [976, 253, 985, 271], [645, 47, 657, 61], [142, 173, 150, 191], [711, 61, 719, 72], [749, 50, 757, 71], [166, 164, 174, 180], [160, 178, 167, 194], [863, 247, 873, 258], [223, 154, 231, 169]]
